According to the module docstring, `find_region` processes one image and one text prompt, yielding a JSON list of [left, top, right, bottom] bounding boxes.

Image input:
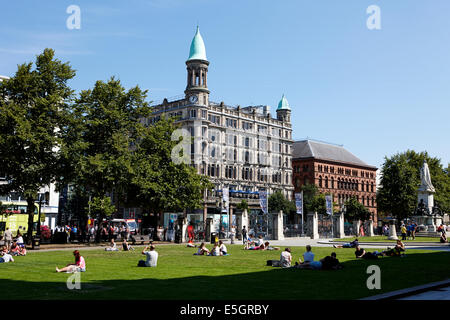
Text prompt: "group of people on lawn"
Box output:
[[104, 238, 134, 251], [0, 228, 26, 263], [194, 240, 228, 256], [278, 245, 342, 270]]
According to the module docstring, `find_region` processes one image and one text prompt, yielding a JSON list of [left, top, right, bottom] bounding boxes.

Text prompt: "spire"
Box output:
[[277, 94, 291, 111], [187, 26, 207, 61]]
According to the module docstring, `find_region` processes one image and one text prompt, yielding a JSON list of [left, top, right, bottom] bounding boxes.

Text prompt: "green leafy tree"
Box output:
[[236, 199, 249, 211], [268, 191, 296, 214], [344, 197, 371, 221], [377, 150, 450, 220], [0, 49, 75, 243], [61, 77, 149, 226], [300, 183, 327, 215], [127, 116, 212, 215]]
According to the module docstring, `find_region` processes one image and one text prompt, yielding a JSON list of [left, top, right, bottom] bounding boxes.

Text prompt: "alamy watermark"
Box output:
[[66, 5, 81, 30], [366, 265, 381, 290], [66, 272, 81, 290], [367, 5, 381, 30]]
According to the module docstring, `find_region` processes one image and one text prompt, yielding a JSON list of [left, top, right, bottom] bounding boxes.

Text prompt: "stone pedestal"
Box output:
[[180, 217, 188, 243], [205, 218, 213, 242], [353, 220, 361, 236], [307, 212, 319, 239], [388, 219, 398, 240], [333, 212, 345, 239], [272, 210, 285, 240], [367, 220, 375, 237]]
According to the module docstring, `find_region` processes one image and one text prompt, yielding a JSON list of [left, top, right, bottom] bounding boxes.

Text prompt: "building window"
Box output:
[[319, 176, 323, 188]]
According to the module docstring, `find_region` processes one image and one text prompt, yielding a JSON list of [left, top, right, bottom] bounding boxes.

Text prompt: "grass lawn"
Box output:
[[0, 244, 449, 300], [333, 236, 442, 243]]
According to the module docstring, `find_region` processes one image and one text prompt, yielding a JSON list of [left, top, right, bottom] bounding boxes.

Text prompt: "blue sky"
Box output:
[[1, 0, 449, 171]]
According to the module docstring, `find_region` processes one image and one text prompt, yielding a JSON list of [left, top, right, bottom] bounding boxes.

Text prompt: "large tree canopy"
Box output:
[[0, 48, 75, 242], [377, 150, 450, 220], [127, 116, 212, 214]]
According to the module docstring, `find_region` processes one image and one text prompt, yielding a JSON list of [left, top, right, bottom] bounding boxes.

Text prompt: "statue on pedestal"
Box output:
[[418, 160, 435, 193]]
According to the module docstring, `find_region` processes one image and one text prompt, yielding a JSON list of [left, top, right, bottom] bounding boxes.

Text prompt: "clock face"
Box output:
[[189, 95, 198, 103]]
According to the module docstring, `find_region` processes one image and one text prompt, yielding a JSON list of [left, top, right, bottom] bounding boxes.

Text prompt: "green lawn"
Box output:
[[1, 244, 449, 300], [333, 236, 442, 243]]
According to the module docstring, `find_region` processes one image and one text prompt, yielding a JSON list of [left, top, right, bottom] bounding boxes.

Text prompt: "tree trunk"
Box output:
[[26, 197, 35, 245]]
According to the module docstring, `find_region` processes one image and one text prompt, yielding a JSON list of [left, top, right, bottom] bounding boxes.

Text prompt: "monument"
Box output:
[[413, 160, 443, 232]]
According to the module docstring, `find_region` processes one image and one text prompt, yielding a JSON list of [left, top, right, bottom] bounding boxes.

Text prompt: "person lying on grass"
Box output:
[[56, 250, 86, 273], [354, 245, 378, 259], [245, 241, 270, 250], [293, 252, 342, 270], [0, 252, 14, 263], [333, 238, 359, 249]]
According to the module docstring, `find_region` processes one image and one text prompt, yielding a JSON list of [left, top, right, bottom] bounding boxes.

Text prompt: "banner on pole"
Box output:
[[295, 192, 303, 215], [259, 191, 268, 214], [222, 187, 229, 210], [325, 194, 333, 215]]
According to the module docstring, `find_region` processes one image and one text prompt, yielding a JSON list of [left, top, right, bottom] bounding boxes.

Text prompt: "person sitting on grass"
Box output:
[[218, 240, 227, 255], [280, 248, 292, 268], [194, 242, 210, 255], [56, 250, 86, 273], [18, 245, 27, 256], [122, 239, 134, 251], [1, 246, 8, 256], [105, 238, 118, 251], [15, 232, 24, 247], [138, 245, 158, 267], [10, 241, 20, 256], [333, 238, 359, 249], [210, 242, 221, 256]]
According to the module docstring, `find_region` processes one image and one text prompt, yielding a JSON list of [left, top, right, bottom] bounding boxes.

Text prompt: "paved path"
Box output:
[[398, 286, 450, 300]]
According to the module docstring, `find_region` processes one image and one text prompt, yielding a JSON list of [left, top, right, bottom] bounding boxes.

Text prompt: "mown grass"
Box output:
[[333, 236, 443, 243], [0, 244, 449, 300]]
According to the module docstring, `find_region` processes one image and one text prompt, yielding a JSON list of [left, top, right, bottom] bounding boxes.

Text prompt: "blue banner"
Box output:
[[325, 195, 333, 215], [259, 191, 268, 214], [295, 192, 303, 215]]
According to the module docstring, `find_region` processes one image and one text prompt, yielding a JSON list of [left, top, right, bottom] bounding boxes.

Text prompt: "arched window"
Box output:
[[325, 176, 329, 188], [331, 177, 335, 189], [319, 176, 323, 188]]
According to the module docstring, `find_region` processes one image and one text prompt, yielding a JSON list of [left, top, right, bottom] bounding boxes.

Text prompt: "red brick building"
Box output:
[[292, 140, 378, 222]]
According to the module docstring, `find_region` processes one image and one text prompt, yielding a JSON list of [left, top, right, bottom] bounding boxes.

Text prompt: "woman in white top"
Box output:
[[218, 240, 227, 255], [211, 243, 220, 256], [105, 239, 118, 251]]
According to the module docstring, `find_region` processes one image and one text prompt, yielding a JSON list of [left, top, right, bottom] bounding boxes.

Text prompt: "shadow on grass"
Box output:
[[1, 251, 449, 300]]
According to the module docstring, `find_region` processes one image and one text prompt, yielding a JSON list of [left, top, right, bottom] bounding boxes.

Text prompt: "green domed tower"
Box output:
[[276, 94, 291, 122], [185, 26, 210, 106]]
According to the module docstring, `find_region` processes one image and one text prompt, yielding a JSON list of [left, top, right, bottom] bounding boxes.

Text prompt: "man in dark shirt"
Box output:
[[355, 245, 378, 259], [320, 252, 341, 270], [242, 226, 248, 245]]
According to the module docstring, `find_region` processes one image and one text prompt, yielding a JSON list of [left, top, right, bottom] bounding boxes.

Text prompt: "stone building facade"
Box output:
[[292, 139, 378, 223], [144, 27, 294, 233]]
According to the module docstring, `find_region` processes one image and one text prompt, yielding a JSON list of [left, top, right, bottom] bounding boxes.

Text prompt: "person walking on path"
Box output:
[[242, 226, 248, 245]]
